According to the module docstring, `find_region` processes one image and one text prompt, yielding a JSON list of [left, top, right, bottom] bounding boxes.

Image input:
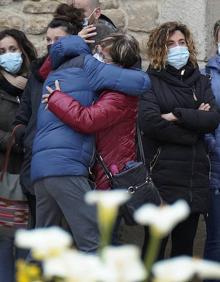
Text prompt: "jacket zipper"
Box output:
[[192, 86, 197, 101], [189, 145, 196, 204], [150, 147, 161, 174], [207, 153, 211, 180]]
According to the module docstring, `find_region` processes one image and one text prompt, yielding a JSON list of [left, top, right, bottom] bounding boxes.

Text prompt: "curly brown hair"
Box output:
[[147, 21, 197, 70], [48, 3, 84, 35]]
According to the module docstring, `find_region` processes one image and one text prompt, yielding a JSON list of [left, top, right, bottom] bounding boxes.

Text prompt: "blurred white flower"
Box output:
[[85, 190, 130, 247], [134, 200, 190, 237], [152, 256, 220, 282], [152, 256, 195, 282], [44, 249, 103, 282], [193, 258, 220, 279], [101, 245, 147, 282], [85, 190, 130, 209], [15, 227, 72, 259]]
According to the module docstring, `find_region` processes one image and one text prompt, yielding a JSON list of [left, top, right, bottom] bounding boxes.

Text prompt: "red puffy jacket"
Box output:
[[48, 90, 138, 189]]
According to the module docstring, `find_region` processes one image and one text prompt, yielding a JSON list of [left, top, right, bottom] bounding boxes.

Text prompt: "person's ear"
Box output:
[[94, 7, 101, 20]]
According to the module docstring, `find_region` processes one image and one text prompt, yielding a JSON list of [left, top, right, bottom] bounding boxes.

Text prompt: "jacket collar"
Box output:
[[206, 54, 220, 71], [148, 62, 200, 88]]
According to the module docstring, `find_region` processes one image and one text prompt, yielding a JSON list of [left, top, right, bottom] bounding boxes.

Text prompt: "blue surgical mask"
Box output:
[[0, 52, 23, 74], [167, 46, 190, 70]]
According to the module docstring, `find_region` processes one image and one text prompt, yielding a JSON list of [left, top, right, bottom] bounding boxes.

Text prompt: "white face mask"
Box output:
[[93, 53, 105, 63]]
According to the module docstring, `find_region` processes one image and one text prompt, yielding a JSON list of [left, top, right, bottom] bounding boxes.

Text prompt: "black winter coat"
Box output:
[[0, 74, 23, 173], [13, 59, 44, 193], [139, 64, 220, 213]]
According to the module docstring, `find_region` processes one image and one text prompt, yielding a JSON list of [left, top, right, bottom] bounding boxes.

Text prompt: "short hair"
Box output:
[[0, 28, 37, 73], [99, 33, 141, 68], [213, 20, 220, 44], [89, 22, 114, 52], [147, 21, 197, 70], [48, 3, 84, 35]]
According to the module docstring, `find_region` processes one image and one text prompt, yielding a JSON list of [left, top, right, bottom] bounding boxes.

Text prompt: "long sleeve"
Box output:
[[84, 56, 151, 96], [139, 90, 198, 145], [48, 90, 135, 134], [173, 81, 220, 133]]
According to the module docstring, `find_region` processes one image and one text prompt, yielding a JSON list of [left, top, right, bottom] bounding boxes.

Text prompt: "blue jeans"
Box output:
[[0, 233, 28, 282], [204, 189, 220, 282]]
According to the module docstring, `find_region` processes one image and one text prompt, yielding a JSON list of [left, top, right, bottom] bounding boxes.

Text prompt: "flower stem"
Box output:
[[144, 230, 161, 277]]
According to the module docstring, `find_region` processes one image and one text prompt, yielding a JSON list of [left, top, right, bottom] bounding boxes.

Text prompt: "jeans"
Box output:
[[204, 189, 220, 282], [0, 232, 28, 282]]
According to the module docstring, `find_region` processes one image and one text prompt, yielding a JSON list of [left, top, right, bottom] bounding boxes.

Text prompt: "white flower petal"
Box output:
[[102, 245, 147, 282], [134, 200, 190, 236], [44, 250, 103, 282], [85, 190, 130, 208], [152, 256, 195, 282], [193, 259, 220, 279], [15, 227, 72, 258]]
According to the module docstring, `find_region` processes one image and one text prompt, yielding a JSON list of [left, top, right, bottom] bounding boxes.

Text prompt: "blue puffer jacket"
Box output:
[[203, 55, 220, 189], [31, 35, 151, 182]]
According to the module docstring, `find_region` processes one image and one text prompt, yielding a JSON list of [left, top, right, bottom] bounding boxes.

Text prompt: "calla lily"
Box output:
[[15, 227, 72, 259], [85, 190, 130, 248], [44, 249, 103, 282], [152, 256, 220, 282], [101, 245, 147, 282], [152, 256, 195, 282], [134, 200, 190, 237]]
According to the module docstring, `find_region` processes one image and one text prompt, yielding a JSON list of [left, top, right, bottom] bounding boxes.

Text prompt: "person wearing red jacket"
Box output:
[[43, 33, 141, 190]]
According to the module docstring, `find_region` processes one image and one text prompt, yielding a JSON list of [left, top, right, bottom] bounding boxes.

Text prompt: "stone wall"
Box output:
[[1, 0, 220, 67]]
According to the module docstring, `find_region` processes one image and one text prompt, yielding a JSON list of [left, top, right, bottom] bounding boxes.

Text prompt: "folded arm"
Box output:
[[139, 90, 198, 145]]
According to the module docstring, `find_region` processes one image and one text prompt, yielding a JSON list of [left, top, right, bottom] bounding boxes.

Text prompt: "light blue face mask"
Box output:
[[0, 52, 23, 74], [167, 46, 190, 70]]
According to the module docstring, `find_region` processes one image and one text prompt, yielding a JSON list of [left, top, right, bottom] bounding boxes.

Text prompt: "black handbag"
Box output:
[[96, 126, 161, 225]]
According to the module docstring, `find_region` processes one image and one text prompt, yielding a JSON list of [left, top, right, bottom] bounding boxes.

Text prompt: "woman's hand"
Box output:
[[78, 25, 97, 44], [42, 80, 61, 109], [161, 113, 178, 121], [198, 103, 210, 111]]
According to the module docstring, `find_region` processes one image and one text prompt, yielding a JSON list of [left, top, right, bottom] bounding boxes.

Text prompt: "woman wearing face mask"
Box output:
[[139, 21, 220, 259], [13, 4, 85, 231], [203, 20, 220, 277], [0, 28, 37, 282]]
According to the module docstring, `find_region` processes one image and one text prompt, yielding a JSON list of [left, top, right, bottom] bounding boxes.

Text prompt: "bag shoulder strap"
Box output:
[[96, 121, 146, 179], [136, 123, 146, 165]]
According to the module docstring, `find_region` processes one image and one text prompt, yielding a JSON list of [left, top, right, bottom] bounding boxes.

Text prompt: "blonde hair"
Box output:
[[147, 21, 197, 70]]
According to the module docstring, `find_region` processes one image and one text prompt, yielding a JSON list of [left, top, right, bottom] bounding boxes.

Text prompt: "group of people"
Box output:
[[0, 0, 220, 281]]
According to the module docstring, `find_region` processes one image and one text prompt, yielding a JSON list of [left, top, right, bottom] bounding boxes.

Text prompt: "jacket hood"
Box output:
[[206, 55, 220, 72], [50, 35, 91, 69]]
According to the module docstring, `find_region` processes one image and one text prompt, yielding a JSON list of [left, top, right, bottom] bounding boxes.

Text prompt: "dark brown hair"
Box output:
[[48, 3, 84, 35], [0, 28, 37, 73], [99, 33, 141, 68], [147, 21, 197, 70]]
